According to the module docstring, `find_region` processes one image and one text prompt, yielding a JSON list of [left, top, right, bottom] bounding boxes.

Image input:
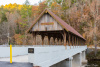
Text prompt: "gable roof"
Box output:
[[27, 9, 85, 40]]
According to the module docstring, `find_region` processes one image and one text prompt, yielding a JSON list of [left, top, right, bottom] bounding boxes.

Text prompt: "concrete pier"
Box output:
[[72, 53, 82, 67]]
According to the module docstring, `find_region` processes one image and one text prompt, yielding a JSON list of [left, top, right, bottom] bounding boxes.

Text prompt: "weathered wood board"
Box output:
[[32, 13, 63, 31]]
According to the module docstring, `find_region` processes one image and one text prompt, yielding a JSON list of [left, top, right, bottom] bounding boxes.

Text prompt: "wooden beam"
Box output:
[[71, 35, 73, 47], [68, 33, 71, 48], [41, 35, 45, 45], [79, 38, 80, 46], [75, 36, 76, 48], [59, 39, 61, 45], [67, 35, 69, 46], [67, 40, 68, 46], [79, 38, 81, 46], [77, 37, 78, 47], [66, 33, 68, 46], [80, 39, 83, 46], [74, 36, 75, 48], [57, 38, 59, 45], [64, 30, 66, 46], [70, 34, 72, 48], [61, 35, 63, 45], [72, 35, 74, 48], [32, 32, 36, 45], [76, 37, 78, 47], [84, 41, 85, 45], [53, 37, 56, 45], [61, 38, 63, 45], [81, 39, 82, 46], [48, 36, 50, 45]]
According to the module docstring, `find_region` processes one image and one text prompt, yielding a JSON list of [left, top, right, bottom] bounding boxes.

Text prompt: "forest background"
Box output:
[[0, 0, 100, 46]]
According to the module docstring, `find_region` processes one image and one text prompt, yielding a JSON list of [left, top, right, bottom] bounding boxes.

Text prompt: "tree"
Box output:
[[38, 1, 47, 14]]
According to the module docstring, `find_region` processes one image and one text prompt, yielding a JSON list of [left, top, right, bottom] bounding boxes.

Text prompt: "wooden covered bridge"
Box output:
[[27, 9, 85, 46], [27, 9, 87, 67]]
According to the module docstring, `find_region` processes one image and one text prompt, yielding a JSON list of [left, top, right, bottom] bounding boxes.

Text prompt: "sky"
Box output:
[[0, 0, 43, 6]]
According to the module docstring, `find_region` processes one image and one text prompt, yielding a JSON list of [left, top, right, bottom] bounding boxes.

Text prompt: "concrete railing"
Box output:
[[0, 46, 87, 58], [28, 46, 87, 67], [0, 47, 28, 57]]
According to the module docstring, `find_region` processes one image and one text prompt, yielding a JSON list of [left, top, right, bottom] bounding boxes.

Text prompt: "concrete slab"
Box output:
[[0, 61, 33, 67]]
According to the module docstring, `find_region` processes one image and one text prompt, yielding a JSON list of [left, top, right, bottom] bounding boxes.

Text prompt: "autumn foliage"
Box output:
[[0, 0, 100, 46]]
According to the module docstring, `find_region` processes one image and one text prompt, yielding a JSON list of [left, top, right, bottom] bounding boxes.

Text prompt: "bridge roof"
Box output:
[[27, 9, 85, 40]]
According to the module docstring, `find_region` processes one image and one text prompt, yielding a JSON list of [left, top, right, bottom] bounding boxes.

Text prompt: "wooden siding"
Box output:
[[32, 13, 63, 31]]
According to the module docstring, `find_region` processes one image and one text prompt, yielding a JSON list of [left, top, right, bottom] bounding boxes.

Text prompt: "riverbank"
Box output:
[[86, 48, 100, 67]]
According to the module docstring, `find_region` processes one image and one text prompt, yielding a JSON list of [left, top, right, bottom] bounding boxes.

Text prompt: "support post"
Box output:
[[79, 38, 81, 46], [69, 33, 71, 49], [72, 53, 82, 67], [73, 36, 75, 48], [80, 39, 81, 46], [53, 37, 56, 45], [80, 52, 82, 66], [59, 39, 61, 45], [75, 36, 76, 48], [41, 35, 44, 45], [77, 38, 78, 48], [68, 57, 73, 67], [32, 32, 36, 45], [66, 33, 68, 46], [76, 37, 77, 47], [72, 35, 74, 48], [61, 38, 63, 45], [67, 40, 68, 46], [84, 41, 85, 45], [48, 36, 50, 45], [57, 38, 59, 45], [64, 30, 66, 46]]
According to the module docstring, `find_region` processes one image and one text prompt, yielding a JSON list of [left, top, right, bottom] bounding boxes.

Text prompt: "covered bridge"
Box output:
[[27, 9, 85, 46], [27, 9, 87, 67]]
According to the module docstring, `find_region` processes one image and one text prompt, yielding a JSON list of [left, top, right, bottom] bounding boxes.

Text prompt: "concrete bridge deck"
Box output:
[[28, 46, 87, 67]]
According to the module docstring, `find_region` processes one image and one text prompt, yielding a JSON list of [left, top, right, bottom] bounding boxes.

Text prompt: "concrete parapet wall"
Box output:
[[0, 47, 28, 57]]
